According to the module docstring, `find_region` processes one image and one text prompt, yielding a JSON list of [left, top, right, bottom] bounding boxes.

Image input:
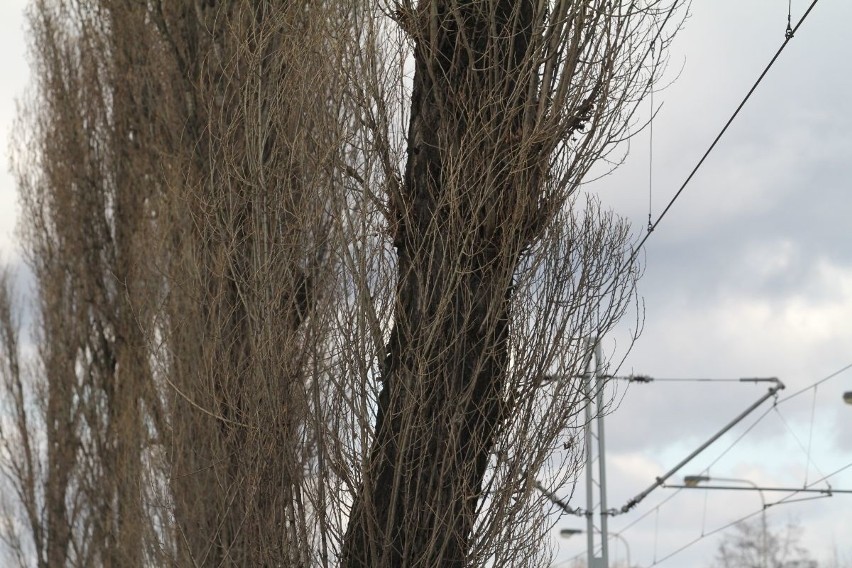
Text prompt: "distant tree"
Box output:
[[0, 2, 163, 564], [1, 1, 352, 565], [714, 518, 818, 568]]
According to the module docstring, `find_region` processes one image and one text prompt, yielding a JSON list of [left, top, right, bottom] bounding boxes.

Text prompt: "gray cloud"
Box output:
[[557, 1, 852, 565]]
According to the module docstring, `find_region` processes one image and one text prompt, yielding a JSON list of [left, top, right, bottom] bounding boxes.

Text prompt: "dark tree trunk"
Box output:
[[344, 2, 538, 566]]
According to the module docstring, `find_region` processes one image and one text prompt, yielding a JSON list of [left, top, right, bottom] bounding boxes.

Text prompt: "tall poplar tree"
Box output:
[[1, 1, 683, 567]]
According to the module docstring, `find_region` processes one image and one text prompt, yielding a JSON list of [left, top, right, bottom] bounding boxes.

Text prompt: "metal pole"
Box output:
[[761, 493, 767, 568], [584, 346, 596, 568], [561, 529, 631, 568], [595, 342, 609, 567]]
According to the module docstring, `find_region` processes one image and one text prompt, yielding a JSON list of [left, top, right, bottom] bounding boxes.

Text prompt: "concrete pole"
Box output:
[[584, 348, 596, 568], [595, 342, 609, 568], [584, 340, 608, 568]]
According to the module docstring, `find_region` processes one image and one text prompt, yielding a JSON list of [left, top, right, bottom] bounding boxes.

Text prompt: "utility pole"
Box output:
[[584, 341, 609, 568], [540, 362, 791, 567]]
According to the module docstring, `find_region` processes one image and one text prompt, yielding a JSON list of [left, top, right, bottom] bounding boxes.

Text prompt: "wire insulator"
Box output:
[[786, 1, 795, 39]]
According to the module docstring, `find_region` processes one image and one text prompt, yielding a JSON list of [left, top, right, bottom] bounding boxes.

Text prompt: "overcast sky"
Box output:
[[553, 1, 852, 566], [1, 1, 850, 567], [0, 0, 28, 265]]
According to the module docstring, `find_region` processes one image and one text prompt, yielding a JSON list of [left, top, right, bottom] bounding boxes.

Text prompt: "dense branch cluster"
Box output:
[[0, 1, 683, 566]]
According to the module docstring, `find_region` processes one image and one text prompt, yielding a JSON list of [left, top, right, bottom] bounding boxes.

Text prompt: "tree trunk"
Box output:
[[344, 2, 538, 565]]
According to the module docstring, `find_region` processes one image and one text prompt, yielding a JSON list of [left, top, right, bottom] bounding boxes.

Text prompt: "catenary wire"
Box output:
[[613, 376, 770, 382], [594, 363, 849, 538], [612, 403, 775, 537], [777, 360, 852, 404], [641, 460, 852, 567], [612, 362, 852, 515], [804, 385, 818, 486], [561, 2, 836, 563], [776, 460, 852, 505], [629, 0, 821, 257], [644, 507, 765, 566], [772, 405, 830, 484], [612, 358, 851, 545], [613, 383, 850, 565], [647, 43, 655, 233]]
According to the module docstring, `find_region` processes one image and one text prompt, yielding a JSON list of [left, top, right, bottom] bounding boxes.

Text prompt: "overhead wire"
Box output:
[[635, 474, 847, 566], [613, 376, 775, 383], [620, 362, 852, 495], [771, 405, 830, 484], [652, 506, 660, 564], [641, 459, 852, 567], [613, 0, 849, 563], [611, 375, 852, 566], [594, 365, 849, 531], [777, 460, 852, 505], [645, 506, 766, 567], [804, 385, 819, 486], [647, 38, 655, 233], [612, 402, 776, 538], [629, 0, 821, 258], [610, 360, 852, 555], [613, 363, 849, 523], [559, 0, 839, 563], [777, 360, 852, 403]]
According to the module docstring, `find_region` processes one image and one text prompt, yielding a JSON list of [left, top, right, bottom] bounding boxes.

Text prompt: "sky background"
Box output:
[[0, 0, 28, 265], [551, 1, 852, 566], [1, 1, 850, 567]]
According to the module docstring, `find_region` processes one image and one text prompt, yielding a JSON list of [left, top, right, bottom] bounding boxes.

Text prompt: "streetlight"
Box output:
[[683, 475, 767, 568], [844, 391, 852, 404], [560, 528, 631, 568], [683, 475, 710, 488]]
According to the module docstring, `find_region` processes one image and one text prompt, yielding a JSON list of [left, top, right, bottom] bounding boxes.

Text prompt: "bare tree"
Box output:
[[342, 2, 683, 566], [4, 1, 171, 566], [148, 1, 354, 565], [1, 1, 685, 567], [2, 1, 353, 566], [714, 519, 818, 568], [0, 1, 167, 565]]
